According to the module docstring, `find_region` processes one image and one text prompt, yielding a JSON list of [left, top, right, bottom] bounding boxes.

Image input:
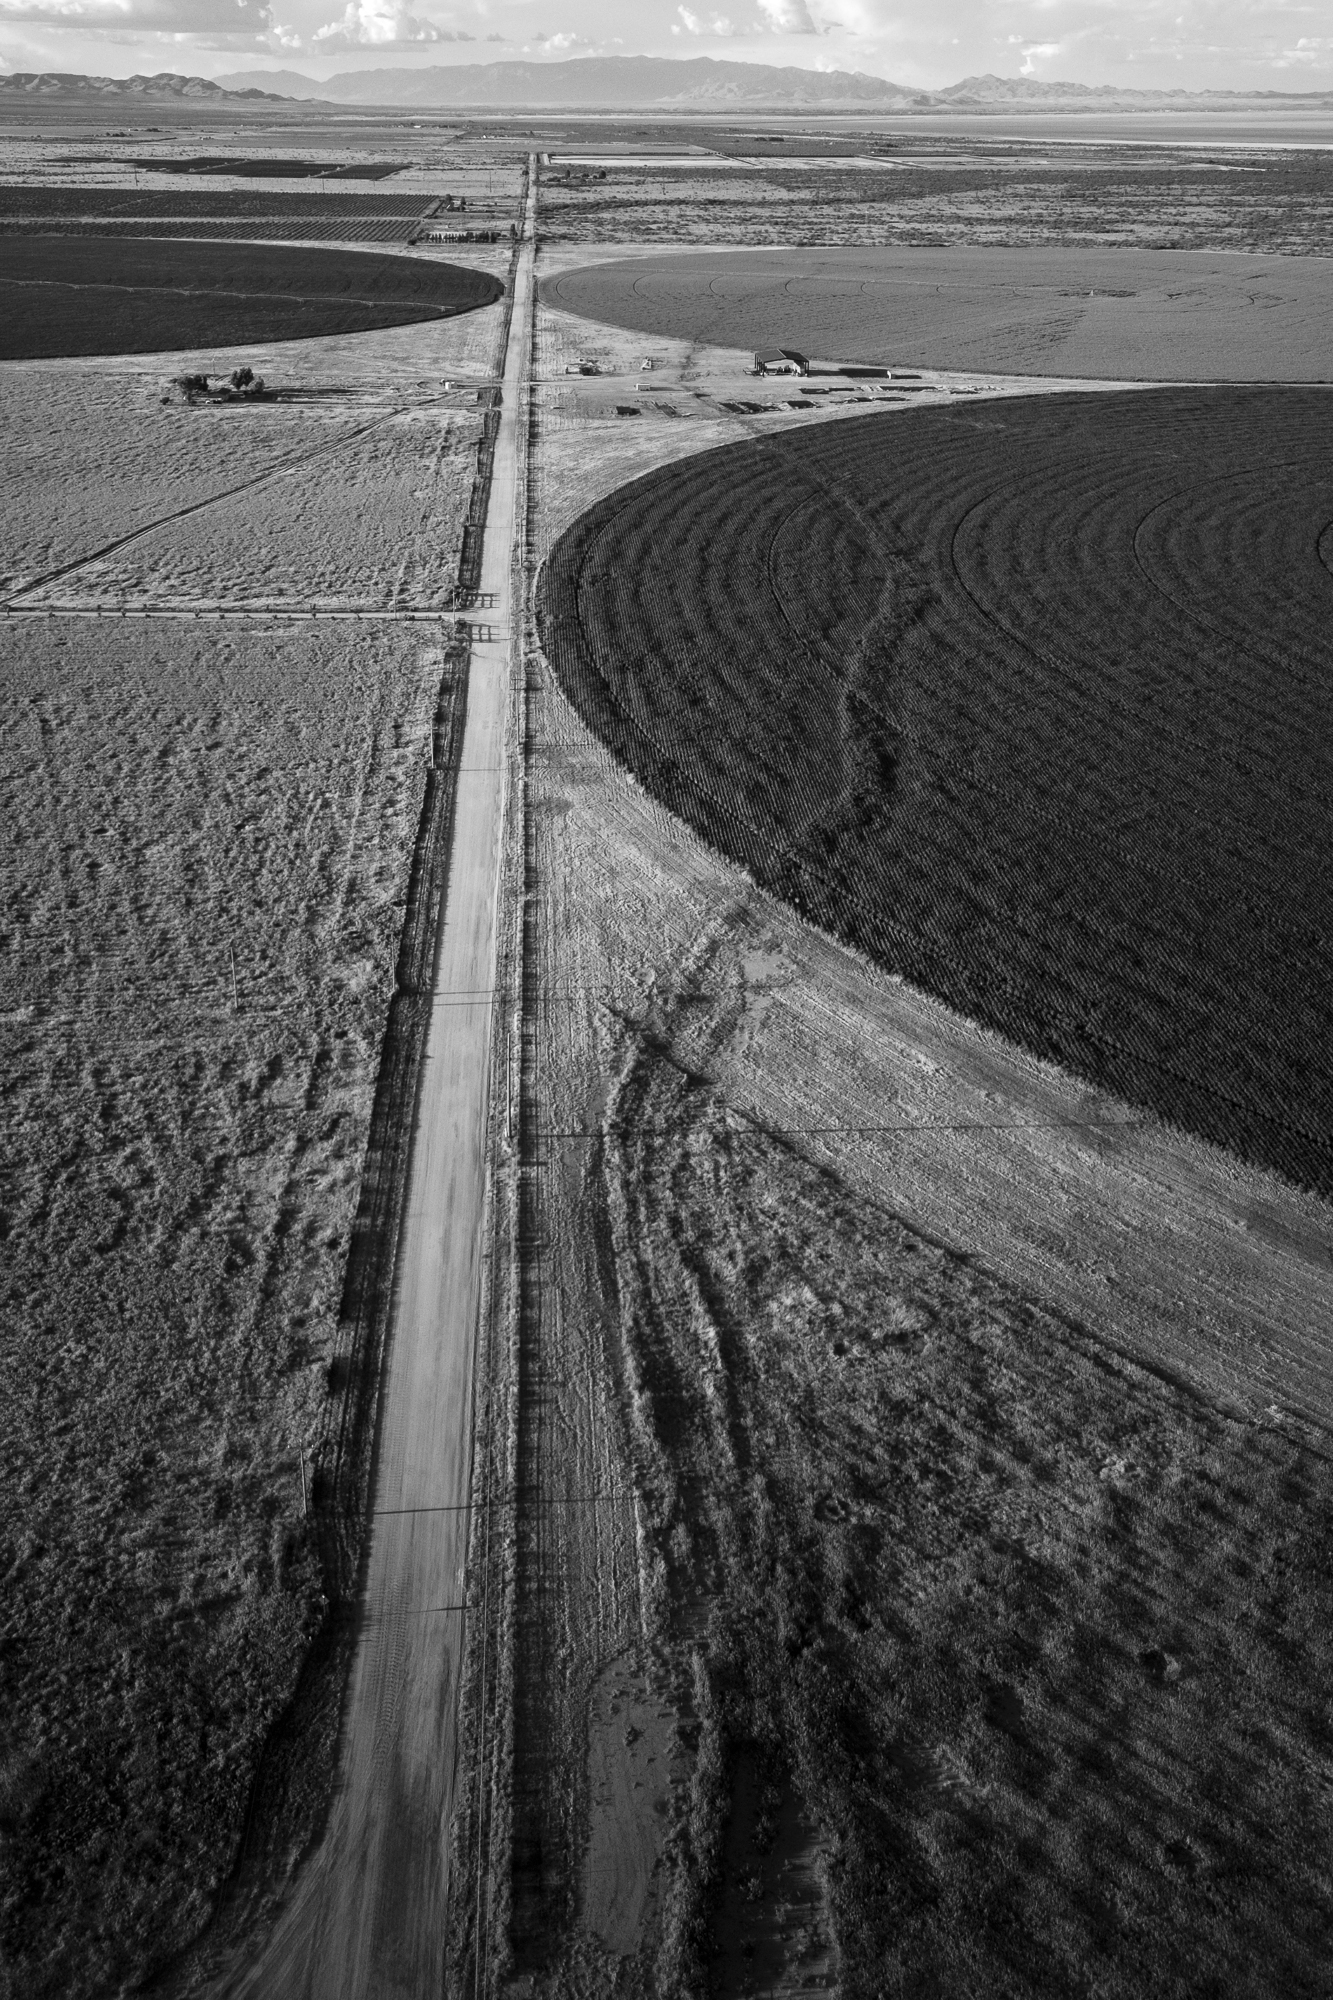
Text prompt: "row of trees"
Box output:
[[173, 366, 266, 401]]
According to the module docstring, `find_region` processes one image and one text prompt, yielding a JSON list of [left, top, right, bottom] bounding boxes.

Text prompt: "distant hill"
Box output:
[[0, 70, 287, 102], [936, 71, 1333, 106], [13, 60, 1333, 113], [210, 68, 330, 101], [216, 57, 921, 108]]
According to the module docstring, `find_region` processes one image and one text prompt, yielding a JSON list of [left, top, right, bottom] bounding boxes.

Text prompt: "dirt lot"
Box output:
[[443, 279, 1333, 1998], [544, 244, 1333, 381], [539, 146, 1333, 256], [0, 236, 502, 360]]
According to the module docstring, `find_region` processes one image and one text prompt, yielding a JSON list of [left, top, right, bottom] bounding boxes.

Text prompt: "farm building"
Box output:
[[754, 347, 809, 375]]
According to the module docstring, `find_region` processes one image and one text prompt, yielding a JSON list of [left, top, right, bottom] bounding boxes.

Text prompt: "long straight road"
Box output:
[[226, 168, 535, 2000]]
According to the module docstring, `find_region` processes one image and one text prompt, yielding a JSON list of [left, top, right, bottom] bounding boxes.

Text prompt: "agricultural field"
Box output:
[[0, 235, 502, 359], [544, 244, 1333, 380], [1, 366, 495, 603], [0, 188, 437, 219], [536, 385, 1333, 1202], [445, 331, 1333, 1995], [538, 144, 1333, 254], [0, 176, 504, 1991], [0, 617, 454, 1998], [16, 403, 485, 613]]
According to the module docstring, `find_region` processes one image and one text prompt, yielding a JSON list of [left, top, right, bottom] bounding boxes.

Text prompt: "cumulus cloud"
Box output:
[[313, 0, 467, 41], [674, 6, 737, 34], [754, 0, 816, 30], [0, 0, 269, 29], [1018, 37, 1060, 73], [528, 27, 597, 48]]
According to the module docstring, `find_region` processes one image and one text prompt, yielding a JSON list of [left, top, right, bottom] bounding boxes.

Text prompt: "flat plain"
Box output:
[[540, 141, 1333, 254], [544, 243, 1333, 379], [0, 235, 503, 359], [7, 113, 1333, 2000], [0, 617, 448, 1998], [0, 147, 512, 1995], [441, 200, 1333, 1999], [537, 386, 1333, 1199]]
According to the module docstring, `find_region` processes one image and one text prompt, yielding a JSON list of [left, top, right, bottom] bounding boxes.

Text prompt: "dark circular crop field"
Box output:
[[0, 236, 502, 359], [539, 386, 1333, 1199]]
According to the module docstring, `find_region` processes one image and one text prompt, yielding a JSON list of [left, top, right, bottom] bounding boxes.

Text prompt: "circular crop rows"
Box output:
[[538, 386, 1333, 1198], [0, 236, 502, 359]]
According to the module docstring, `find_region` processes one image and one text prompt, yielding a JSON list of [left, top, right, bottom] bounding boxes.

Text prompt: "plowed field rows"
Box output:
[[538, 385, 1333, 1199], [0, 237, 502, 359], [0, 218, 424, 244], [0, 186, 434, 219]]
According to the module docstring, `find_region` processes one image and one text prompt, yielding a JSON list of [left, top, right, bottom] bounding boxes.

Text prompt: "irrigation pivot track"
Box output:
[[224, 165, 536, 2000]]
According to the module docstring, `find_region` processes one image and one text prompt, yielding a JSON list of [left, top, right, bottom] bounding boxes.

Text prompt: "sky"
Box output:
[[1, 0, 1329, 95]]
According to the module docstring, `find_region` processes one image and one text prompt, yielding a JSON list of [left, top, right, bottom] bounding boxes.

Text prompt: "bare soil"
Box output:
[[543, 244, 1333, 382], [1, 356, 497, 604], [0, 180, 508, 1992], [0, 618, 452, 1998], [443, 282, 1333, 1998], [20, 405, 485, 613]]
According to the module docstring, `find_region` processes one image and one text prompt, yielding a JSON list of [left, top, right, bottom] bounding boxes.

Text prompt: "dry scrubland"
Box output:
[[1, 226, 502, 1988], [0, 368, 486, 600], [0, 619, 449, 1996], [442, 292, 1333, 1997], [1, 311, 502, 604], [540, 145, 1333, 254], [22, 407, 484, 614], [544, 244, 1333, 382]]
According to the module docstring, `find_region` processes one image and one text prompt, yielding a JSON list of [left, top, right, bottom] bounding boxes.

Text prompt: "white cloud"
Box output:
[[1018, 37, 1060, 73], [313, 0, 465, 43], [675, 5, 736, 34], [754, 0, 815, 29]]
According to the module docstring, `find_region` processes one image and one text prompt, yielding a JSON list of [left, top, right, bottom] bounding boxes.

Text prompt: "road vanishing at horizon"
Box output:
[[223, 166, 536, 2000]]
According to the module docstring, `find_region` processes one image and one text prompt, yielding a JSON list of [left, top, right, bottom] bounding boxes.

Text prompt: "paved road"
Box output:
[[225, 170, 534, 2000]]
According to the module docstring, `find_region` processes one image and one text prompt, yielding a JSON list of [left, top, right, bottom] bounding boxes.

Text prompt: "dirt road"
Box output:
[[222, 170, 535, 2000]]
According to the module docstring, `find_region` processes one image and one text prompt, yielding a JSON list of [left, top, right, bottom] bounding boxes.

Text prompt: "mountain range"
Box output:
[[3, 60, 1332, 112], [0, 70, 286, 101]]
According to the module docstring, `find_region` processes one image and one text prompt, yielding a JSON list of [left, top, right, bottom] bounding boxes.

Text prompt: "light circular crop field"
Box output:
[[0, 235, 504, 360], [544, 246, 1333, 381], [538, 384, 1333, 1198]]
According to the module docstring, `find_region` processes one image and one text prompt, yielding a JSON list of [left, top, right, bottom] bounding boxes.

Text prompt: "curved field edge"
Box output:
[[0, 237, 503, 360], [540, 246, 1333, 384], [535, 384, 1333, 1202]]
